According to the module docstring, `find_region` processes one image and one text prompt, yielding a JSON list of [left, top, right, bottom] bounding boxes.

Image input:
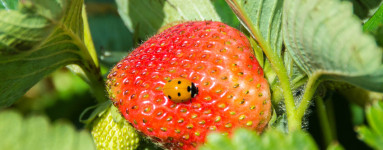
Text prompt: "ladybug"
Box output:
[[163, 78, 199, 103]]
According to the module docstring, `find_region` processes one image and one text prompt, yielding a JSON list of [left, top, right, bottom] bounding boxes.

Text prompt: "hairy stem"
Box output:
[[296, 73, 321, 121], [262, 42, 299, 131]]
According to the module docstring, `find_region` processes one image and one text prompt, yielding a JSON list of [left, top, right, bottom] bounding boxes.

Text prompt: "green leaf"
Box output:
[[0, 0, 18, 10], [0, 0, 65, 106], [211, 0, 240, 28], [115, 0, 221, 39], [363, 4, 383, 47], [0, 0, 63, 54], [0, 0, 104, 107], [343, 0, 382, 21], [356, 101, 383, 150], [329, 66, 383, 94], [0, 109, 96, 150], [283, 0, 383, 92], [226, 0, 283, 54], [363, 3, 383, 32], [337, 70, 383, 106], [200, 128, 318, 150], [87, 6, 134, 68], [88, 14, 133, 50]]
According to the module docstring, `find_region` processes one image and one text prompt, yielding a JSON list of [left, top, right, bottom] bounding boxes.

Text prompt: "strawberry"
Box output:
[[91, 105, 140, 149], [106, 21, 271, 149]]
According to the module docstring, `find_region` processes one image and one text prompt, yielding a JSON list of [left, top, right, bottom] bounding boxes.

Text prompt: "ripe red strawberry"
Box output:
[[106, 21, 271, 149]]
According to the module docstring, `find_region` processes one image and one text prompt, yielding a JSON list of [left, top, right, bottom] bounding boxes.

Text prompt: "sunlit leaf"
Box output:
[[0, 0, 18, 10], [200, 128, 318, 150], [356, 101, 383, 150], [0, 110, 96, 150], [363, 3, 383, 32], [363, 4, 383, 47], [115, 0, 221, 39], [283, 0, 383, 92]]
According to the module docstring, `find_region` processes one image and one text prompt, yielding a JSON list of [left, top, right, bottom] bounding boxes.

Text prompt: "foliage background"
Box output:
[[0, 0, 382, 149]]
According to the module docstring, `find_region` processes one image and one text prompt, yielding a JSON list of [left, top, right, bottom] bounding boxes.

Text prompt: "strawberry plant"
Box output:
[[0, 0, 383, 150]]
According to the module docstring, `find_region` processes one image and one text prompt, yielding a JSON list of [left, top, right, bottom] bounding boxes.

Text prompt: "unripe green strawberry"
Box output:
[[106, 21, 272, 149], [91, 105, 139, 150]]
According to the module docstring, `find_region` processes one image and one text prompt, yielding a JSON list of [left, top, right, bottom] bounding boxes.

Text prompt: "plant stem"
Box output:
[[81, 6, 108, 103], [66, 64, 107, 103], [325, 96, 337, 140], [84, 68, 108, 103], [262, 44, 299, 131], [315, 96, 335, 147], [66, 5, 107, 103], [296, 73, 321, 121]]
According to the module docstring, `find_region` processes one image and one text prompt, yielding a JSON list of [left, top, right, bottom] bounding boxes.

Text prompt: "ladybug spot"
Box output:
[[178, 92, 181, 96], [187, 86, 191, 92], [178, 81, 181, 84], [168, 80, 172, 82], [168, 95, 172, 99]]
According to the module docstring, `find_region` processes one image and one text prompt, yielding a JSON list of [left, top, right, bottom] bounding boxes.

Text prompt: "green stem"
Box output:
[[66, 5, 107, 103], [81, 6, 107, 103], [225, 0, 298, 131], [263, 46, 299, 131], [83, 67, 108, 103], [296, 73, 321, 121], [325, 96, 337, 140], [315, 96, 335, 147], [66, 63, 106, 103]]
